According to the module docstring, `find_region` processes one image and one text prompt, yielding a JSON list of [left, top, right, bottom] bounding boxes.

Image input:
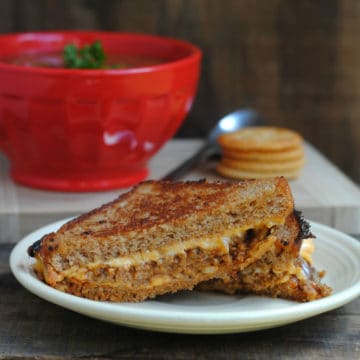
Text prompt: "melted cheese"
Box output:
[[61, 230, 247, 280], [103, 233, 241, 269], [300, 238, 315, 265]]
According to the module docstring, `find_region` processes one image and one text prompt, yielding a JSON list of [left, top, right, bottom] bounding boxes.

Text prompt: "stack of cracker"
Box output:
[[216, 126, 305, 180]]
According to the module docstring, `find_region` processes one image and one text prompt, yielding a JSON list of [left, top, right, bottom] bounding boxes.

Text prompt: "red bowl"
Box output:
[[0, 31, 201, 191]]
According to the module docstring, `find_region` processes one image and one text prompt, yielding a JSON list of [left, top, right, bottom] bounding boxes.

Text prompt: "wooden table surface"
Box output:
[[1, 139, 359, 359]]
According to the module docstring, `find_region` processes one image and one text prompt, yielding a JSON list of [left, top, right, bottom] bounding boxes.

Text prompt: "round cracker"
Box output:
[[216, 163, 301, 180], [218, 126, 303, 152], [222, 145, 304, 162], [221, 156, 305, 173]]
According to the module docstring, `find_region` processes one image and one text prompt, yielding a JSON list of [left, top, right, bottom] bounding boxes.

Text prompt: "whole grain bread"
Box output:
[[30, 177, 293, 274], [27, 178, 298, 301]]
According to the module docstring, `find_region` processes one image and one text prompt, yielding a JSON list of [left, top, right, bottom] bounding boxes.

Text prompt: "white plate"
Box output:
[[10, 219, 360, 334]]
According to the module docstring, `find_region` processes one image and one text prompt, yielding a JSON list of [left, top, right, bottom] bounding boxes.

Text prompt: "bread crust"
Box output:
[[29, 178, 296, 301], [33, 178, 294, 271]]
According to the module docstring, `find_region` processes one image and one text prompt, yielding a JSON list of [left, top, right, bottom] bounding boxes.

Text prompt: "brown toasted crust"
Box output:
[[28, 178, 295, 301], [28, 178, 331, 303], [31, 178, 294, 276], [58, 178, 290, 232]]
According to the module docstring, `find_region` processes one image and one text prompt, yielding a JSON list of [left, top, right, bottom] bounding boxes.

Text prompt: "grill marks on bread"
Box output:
[[32, 177, 294, 269], [28, 178, 298, 301], [56, 178, 291, 235]]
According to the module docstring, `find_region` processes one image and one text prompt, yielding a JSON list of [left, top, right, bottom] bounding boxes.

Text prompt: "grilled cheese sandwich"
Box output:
[[28, 178, 330, 302]]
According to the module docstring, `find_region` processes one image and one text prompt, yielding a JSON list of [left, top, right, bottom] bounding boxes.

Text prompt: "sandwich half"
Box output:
[[28, 177, 331, 302]]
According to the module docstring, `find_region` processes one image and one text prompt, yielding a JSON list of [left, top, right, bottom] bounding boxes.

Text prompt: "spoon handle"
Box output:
[[162, 144, 213, 180]]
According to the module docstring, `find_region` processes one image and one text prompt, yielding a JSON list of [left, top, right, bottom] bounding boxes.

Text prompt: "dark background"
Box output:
[[1, 0, 359, 183]]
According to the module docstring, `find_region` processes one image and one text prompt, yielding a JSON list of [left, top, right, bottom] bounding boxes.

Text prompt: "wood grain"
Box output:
[[0, 0, 359, 183]]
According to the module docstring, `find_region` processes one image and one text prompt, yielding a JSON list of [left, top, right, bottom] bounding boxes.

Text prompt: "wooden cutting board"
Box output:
[[0, 139, 359, 243]]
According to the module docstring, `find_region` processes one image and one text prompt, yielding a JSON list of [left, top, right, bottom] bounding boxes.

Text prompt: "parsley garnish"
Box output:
[[63, 40, 106, 69]]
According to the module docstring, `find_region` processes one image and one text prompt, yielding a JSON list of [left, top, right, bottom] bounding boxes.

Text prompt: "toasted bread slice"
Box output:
[[28, 177, 294, 302]]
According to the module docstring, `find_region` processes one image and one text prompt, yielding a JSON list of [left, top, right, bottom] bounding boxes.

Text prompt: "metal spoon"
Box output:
[[162, 108, 264, 180]]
